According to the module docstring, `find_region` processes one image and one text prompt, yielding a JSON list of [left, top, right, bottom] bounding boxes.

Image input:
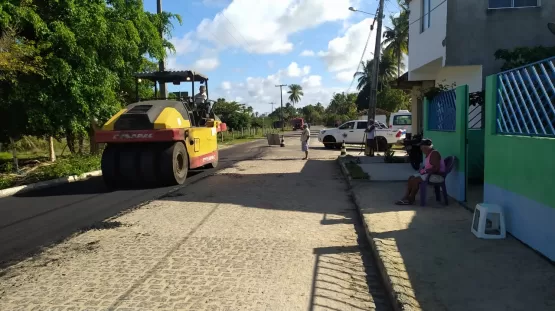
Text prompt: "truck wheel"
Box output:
[[159, 142, 188, 185], [205, 151, 218, 169], [101, 144, 119, 190], [323, 136, 336, 149], [139, 147, 158, 186], [119, 147, 140, 186]]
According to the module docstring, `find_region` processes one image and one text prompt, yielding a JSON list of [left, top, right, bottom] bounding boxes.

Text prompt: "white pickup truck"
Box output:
[[317, 119, 406, 150]]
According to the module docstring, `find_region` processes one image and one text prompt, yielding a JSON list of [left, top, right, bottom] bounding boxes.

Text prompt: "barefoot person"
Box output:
[[396, 139, 445, 205], [300, 124, 310, 160]]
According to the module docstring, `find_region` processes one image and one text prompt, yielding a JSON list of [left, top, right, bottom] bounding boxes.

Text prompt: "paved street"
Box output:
[[0, 137, 390, 310]]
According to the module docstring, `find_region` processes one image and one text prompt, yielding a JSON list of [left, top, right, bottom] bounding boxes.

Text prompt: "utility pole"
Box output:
[[275, 85, 287, 132], [368, 0, 385, 123], [269, 102, 275, 113], [157, 0, 167, 99]]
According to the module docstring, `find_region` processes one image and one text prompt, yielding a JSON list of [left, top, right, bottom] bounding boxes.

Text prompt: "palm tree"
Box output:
[[287, 84, 304, 107], [354, 49, 399, 91], [383, 8, 409, 79]]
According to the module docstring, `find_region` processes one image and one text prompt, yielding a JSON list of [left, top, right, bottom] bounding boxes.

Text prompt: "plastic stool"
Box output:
[[471, 203, 506, 239]]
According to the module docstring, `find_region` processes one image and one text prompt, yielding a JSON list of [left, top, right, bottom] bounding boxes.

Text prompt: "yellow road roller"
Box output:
[[95, 70, 227, 188]]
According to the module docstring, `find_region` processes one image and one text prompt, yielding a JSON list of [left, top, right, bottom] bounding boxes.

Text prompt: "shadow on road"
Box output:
[[154, 157, 391, 310]]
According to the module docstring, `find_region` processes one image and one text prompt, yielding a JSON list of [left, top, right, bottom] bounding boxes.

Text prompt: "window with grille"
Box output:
[[488, 0, 539, 9]]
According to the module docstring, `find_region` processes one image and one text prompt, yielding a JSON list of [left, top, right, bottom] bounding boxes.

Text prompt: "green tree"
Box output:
[[354, 49, 398, 92], [383, 6, 409, 79], [325, 93, 358, 123], [376, 86, 411, 112], [0, 27, 45, 83], [494, 46, 555, 71], [269, 102, 297, 121], [0, 0, 181, 154], [212, 98, 253, 130], [300, 105, 322, 124], [287, 84, 304, 107], [354, 50, 401, 112]]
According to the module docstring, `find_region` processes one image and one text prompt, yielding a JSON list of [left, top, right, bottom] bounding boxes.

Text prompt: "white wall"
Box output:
[[408, 0, 448, 72], [435, 65, 483, 92]]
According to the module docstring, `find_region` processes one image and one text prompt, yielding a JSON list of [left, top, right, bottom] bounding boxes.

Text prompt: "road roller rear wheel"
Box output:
[[119, 146, 140, 186], [138, 146, 159, 186], [101, 144, 119, 190], [159, 142, 188, 186]]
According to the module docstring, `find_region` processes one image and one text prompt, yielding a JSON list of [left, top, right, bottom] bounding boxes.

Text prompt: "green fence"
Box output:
[[483, 65, 555, 260], [423, 86, 468, 202]]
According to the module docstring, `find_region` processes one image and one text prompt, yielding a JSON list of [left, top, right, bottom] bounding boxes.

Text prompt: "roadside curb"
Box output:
[[337, 157, 418, 311], [0, 170, 102, 199]]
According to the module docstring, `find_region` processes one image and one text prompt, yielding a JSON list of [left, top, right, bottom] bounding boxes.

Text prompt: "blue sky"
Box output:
[[143, 0, 403, 114]]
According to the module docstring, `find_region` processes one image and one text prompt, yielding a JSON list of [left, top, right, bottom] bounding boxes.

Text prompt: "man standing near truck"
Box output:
[[365, 119, 376, 157], [301, 124, 310, 160]]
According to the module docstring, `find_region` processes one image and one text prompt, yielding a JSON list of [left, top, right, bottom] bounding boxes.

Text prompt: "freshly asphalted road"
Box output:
[[0, 140, 267, 266]]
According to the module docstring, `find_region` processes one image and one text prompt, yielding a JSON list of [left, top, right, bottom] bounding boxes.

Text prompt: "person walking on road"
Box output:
[[301, 124, 310, 160]]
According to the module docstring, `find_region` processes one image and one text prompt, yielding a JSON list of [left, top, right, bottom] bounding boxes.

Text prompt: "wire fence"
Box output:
[[218, 127, 283, 142]]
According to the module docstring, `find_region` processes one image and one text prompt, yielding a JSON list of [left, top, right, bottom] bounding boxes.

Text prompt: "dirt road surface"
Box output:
[[0, 136, 389, 311]]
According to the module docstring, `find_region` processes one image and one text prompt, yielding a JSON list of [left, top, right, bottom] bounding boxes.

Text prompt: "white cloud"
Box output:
[[301, 75, 322, 88], [221, 81, 231, 90], [300, 49, 315, 57], [335, 71, 354, 83], [165, 57, 186, 71], [193, 57, 220, 71], [319, 18, 381, 80], [170, 32, 198, 55], [196, 0, 355, 54], [209, 63, 341, 113], [277, 62, 311, 78]]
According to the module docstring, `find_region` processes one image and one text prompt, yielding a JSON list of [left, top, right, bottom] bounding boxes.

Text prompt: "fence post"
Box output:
[[423, 97, 430, 133], [485, 75, 498, 136]]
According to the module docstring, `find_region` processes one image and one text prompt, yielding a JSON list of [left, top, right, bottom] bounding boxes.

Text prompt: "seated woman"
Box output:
[[396, 138, 445, 205]]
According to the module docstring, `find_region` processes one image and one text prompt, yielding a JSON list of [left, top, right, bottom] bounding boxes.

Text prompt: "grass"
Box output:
[[344, 162, 369, 180], [0, 128, 286, 190], [219, 128, 281, 146], [0, 154, 101, 190], [220, 137, 264, 146], [0, 131, 273, 190]]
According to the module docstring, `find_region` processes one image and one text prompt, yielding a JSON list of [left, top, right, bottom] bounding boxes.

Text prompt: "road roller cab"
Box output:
[[95, 70, 227, 189]]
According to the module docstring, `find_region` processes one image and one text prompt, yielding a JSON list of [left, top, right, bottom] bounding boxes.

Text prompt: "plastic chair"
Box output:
[[420, 156, 455, 206]]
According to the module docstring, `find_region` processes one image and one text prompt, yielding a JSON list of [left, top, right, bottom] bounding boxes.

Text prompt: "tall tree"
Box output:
[[354, 49, 399, 92], [287, 84, 304, 107], [0, 0, 181, 154], [383, 8, 409, 79]]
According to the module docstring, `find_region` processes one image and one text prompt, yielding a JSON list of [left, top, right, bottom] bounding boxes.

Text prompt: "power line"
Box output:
[[346, 24, 374, 93], [346, 7, 380, 94], [408, 0, 447, 26], [220, 11, 257, 54]]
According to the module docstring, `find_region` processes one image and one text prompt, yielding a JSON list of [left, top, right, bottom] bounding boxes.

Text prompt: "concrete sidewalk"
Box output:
[[347, 179, 555, 311]]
